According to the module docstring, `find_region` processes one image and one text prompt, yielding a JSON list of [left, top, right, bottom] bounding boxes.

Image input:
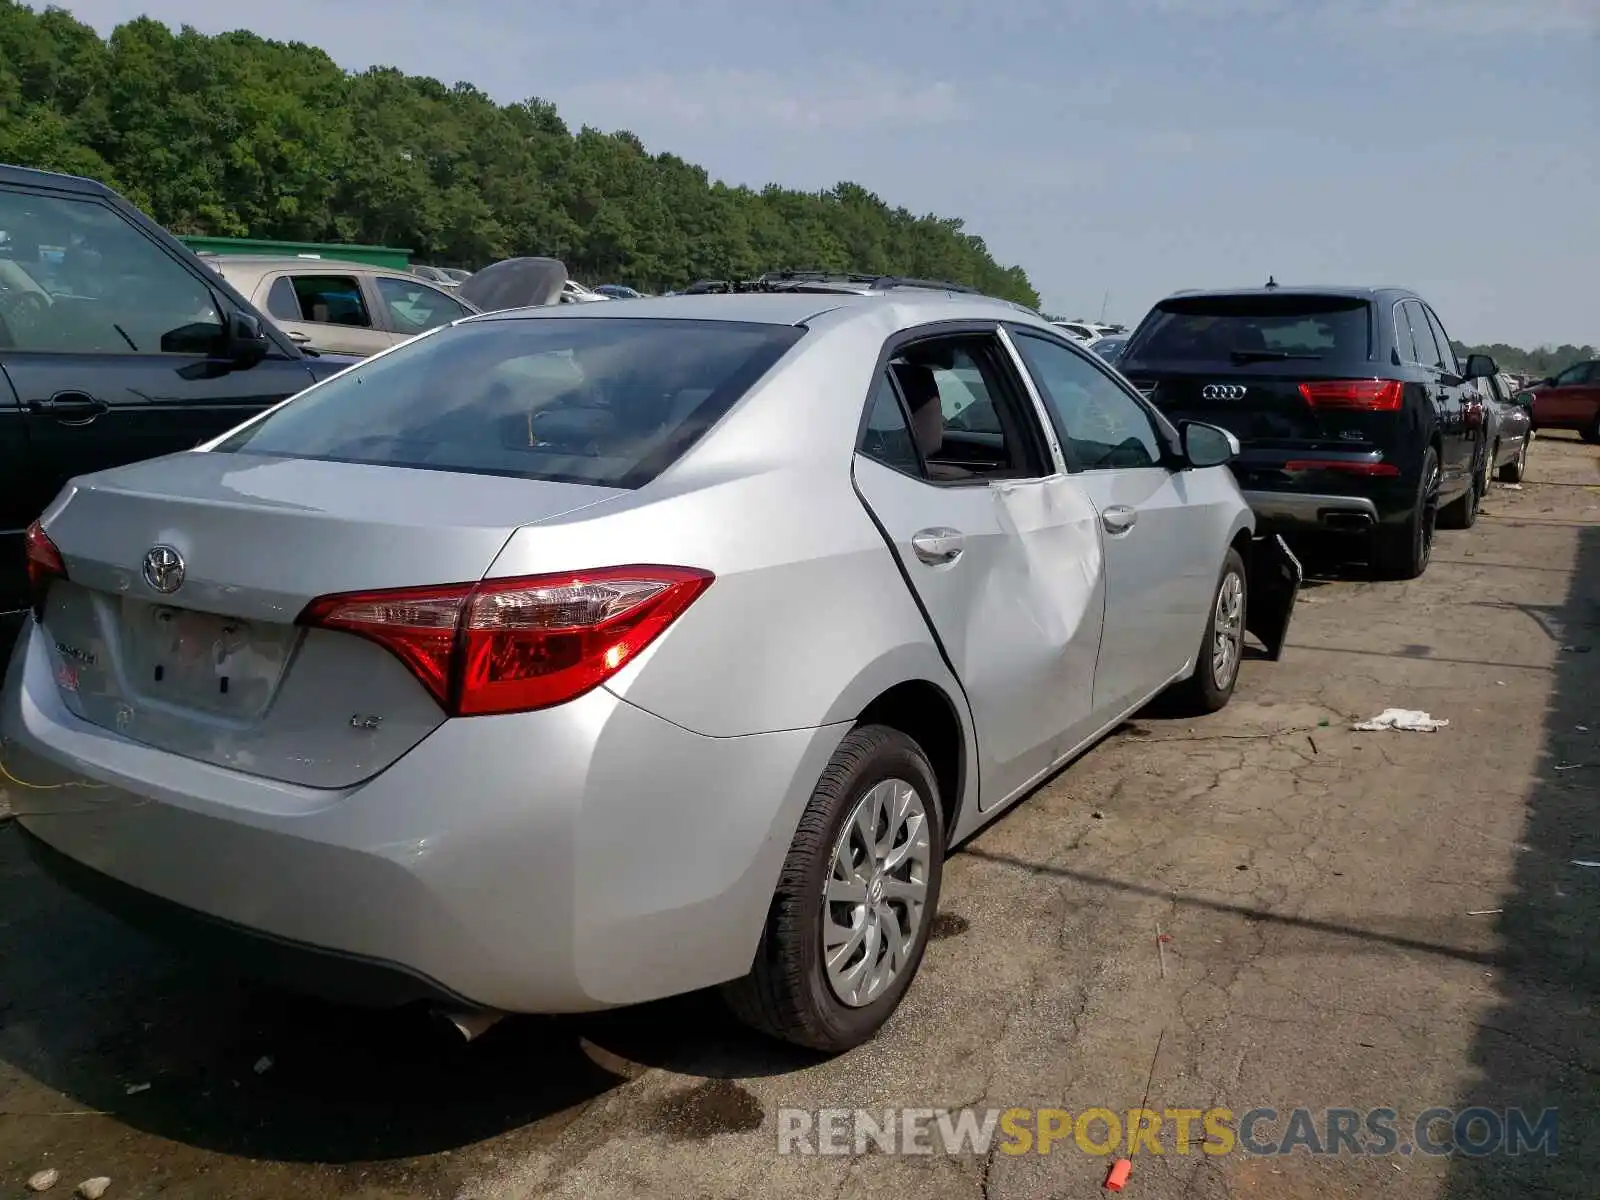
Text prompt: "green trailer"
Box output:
[[178, 236, 414, 270]]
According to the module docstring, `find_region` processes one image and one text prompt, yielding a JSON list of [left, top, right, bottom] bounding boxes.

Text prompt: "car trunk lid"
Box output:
[[38, 451, 622, 787]]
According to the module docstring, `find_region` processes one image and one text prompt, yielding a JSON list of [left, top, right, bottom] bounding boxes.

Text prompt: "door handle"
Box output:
[[1101, 505, 1138, 534], [30, 391, 109, 426], [911, 528, 964, 565], [287, 330, 312, 344]]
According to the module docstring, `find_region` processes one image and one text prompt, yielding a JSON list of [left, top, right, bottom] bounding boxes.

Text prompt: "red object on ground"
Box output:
[[1105, 1158, 1133, 1191]]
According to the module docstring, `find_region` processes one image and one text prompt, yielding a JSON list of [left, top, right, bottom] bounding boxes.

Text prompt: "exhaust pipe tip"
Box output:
[[435, 1008, 506, 1043]]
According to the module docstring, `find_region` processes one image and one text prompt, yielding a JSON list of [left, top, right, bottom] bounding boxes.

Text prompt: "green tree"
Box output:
[[0, 0, 1040, 303]]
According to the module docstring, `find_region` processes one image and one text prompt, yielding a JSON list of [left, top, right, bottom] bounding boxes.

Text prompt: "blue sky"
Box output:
[[67, 0, 1598, 347]]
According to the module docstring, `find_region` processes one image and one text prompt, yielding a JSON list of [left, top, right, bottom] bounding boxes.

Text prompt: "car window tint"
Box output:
[[858, 371, 921, 475], [1424, 307, 1458, 374], [1012, 332, 1162, 470], [1553, 362, 1591, 387], [292, 275, 372, 328], [1125, 294, 1369, 366], [265, 276, 301, 322], [213, 317, 804, 489], [377, 276, 471, 336], [0, 187, 223, 355]]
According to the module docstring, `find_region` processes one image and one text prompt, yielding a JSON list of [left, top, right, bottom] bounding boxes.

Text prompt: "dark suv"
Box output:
[[1117, 286, 1495, 579], [1, 163, 354, 637]]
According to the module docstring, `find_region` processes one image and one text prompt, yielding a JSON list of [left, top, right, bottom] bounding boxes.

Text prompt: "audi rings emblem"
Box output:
[[1202, 384, 1248, 401]]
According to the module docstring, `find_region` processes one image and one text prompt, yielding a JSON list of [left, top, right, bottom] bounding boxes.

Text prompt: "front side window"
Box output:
[[1424, 306, 1458, 375], [291, 275, 372, 327], [214, 316, 804, 488], [1012, 332, 1162, 470], [1553, 361, 1594, 387], [376, 276, 472, 336], [1404, 301, 1445, 371], [0, 187, 222, 355]]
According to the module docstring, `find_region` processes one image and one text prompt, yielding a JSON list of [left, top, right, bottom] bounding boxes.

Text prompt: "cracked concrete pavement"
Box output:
[[3, 434, 1597, 1199]]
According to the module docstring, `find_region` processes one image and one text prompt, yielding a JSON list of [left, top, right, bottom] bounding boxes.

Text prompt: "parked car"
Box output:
[[409, 264, 460, 287], [0, 162, 358, 638], [592, 284, 642, 300], [1524, 360, 1600, 442], [1480, 373, 1532, 487], [560, 279, 610, 303], [7, 284, 1299, 1053], [1092, 335, 1128, 366], [439, 267, 474, 284], [210, 256, 481, 356], [1117, 286, 1495, 580], [1054, 320, 1125, 345]]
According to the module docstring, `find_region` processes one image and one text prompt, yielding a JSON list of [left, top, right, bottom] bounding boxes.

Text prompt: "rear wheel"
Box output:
[[1498, 436, 1528, 483], [1583, 415, 1600, 445], [724, 725, 944, 1053], [1166, 547, 1246, 715], [1372, 447, 1439, 580]]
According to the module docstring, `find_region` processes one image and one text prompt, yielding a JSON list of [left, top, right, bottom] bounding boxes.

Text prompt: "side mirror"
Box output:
[[225, 310, 271, 366], [1463, 353, 1496, 381], [1180, 420, 1239, 468], [1513, 391, 1535, 409]]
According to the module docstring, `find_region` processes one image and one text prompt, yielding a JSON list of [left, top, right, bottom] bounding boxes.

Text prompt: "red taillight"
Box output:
[[298, 566, 714, 717], [1297, 380, 1405, 411], [1283, 460, 1400, 477], [24, 520, 66, 614]]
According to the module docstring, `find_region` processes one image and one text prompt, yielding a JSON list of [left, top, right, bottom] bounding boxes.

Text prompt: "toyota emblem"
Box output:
[[1202, 384, 1248, 401], [142, 545, 186, 594]]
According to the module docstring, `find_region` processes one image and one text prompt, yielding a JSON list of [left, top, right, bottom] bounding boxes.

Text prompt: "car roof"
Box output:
[[1158, 284, 1418, 303], [0, 162, 115, 195], [204, 255, 391, 272], [468, 289, 1045, 328]]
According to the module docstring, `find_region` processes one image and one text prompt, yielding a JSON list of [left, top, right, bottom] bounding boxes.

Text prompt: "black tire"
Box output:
[[724, 724, 945, 1053], [1497, 436, 1528, 483], [1476, 442, 1495, 497], [1372, 446, 1439, 580], [1437, 451, 1480, 530], [1584, 416, 1600, 445], [1165, 547, 1247, 715]]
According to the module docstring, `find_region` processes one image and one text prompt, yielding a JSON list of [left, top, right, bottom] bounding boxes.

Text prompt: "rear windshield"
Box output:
[[1124, 295, 1372, 366], [214, 316, 804, 488]]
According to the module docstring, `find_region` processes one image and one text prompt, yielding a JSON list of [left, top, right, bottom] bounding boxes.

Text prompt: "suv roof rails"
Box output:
[[680, 271, 983, 297]]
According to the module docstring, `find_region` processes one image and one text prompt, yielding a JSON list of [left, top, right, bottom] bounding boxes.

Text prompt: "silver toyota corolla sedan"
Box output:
[[4, 287, 1293, 1052]]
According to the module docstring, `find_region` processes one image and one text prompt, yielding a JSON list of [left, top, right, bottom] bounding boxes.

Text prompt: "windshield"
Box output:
[[214, 316, 804, 488], [1125, 295, 1372, 366]]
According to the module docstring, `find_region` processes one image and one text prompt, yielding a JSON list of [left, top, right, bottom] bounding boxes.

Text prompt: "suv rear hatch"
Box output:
[[1120, 293, 1396, 455], [36, 452, 623, 788]]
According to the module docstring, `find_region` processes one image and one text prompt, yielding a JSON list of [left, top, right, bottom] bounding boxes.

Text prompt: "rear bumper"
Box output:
[[2, 620, 845, 1013], [1242, 489, 1381, 532]]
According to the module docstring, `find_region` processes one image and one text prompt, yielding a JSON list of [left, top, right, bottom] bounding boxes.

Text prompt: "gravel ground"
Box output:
[[3, 433, 1596, 1199]]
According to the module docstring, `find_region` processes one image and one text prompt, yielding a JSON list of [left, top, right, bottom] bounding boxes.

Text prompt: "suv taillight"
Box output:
[[24, 520, 66, 616], [298, 566, 714, 716], [1298, 380, 1404, 411]]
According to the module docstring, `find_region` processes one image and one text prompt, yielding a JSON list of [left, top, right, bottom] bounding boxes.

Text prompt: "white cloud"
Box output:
[[563, 66, 968, 134]]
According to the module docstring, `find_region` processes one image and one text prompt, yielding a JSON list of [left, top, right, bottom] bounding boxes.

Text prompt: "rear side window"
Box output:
[[214, 316, 804, 488], [1404, 301, 1445, 370], [1125, 295, 1372, 366], [265, 276, 300, 321], [292, 275, 371, 327]]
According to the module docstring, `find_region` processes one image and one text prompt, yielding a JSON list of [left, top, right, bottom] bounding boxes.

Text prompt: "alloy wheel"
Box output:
[[822, 778, 933, 1008], [1212, 570, 1245, 690]]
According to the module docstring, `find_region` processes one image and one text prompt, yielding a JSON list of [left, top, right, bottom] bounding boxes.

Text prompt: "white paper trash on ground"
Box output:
[[1352, 708, 1449, 732]]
